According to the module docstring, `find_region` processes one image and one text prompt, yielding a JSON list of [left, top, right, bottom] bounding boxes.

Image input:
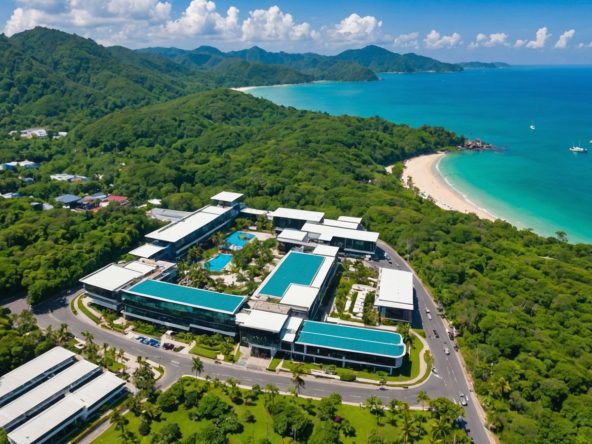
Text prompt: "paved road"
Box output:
[[4, 244, 492, 444], [377, 240, 491, 444]]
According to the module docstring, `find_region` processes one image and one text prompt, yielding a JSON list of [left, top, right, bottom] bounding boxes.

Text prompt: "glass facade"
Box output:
[[240, 327, 281, 349], [329, 237, 375, 255], [281, 341, 402, 373], [273, 217, 307, 231], [171, 210, 235, 256], [122, 293, 238, 336]]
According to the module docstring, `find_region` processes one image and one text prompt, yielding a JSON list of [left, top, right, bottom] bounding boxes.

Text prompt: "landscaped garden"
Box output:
[[94, 376, 470, 444]]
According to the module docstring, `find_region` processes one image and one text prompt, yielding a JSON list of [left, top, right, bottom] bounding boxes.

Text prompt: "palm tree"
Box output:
[[109, 409, 128, 439], [389, 399, 402, 424], [398, 323, 413, 352], [431, 416, 451, 442], [82, 330, 94, 348], [365, 396, 384, 425], [400, 406, 419, 444], [212, 231, 226, 247], [117, 347, 126, 364], [291, 364, 306, 396], [265, 384, 279, 407], [191, 356, 204, 378], [417, 390, 430, 410], [494, 376, 511, 399], [57, 323, 70, 345]]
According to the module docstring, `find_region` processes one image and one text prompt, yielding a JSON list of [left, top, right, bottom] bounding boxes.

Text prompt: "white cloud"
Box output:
[[330, 13, 383, 42], [514, 39, 526, 48], [393, 32, 419, 49], [241, 6, 316, 42], [525, 27, 551, 49], [424, 29, 462, 49], [554, 29, 575, 49], [469, 32, 508, 48], [164, 0, 239, 37], [577, 41, 592, 48]]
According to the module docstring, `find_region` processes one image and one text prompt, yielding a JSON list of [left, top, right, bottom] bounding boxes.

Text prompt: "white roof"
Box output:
[[277, 229, 308, 242], [79, 263, 150, 292], [0, 347, 75, 401], [241, 207, 268, 216], [375, 268, 414, 311], [211, 191, 243, 203], [310, 256, 336, 288], [8, 395, 85, 444], [128, 243, 166, 258], [124, 261, 156, 274], [322, 219, 360, 230], [338, 215, 363, 224], [235, 310, 288, 333], [312, 245, 340, 257], [270, 207, 324, 223], [0, 360, 98, 429], [280, 316, 304, 343], [73, 372, 125, 408], [301, 222, 379, 243], [146, 205, 232, 243], [280, 284, 319, 311]]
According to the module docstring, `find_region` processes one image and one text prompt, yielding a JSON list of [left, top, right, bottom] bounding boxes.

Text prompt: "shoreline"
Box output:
[[400, 153, 497, 221]]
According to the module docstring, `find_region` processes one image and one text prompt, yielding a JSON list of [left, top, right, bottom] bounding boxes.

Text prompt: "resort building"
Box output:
[[252, 250, 337, 319], [79, 259, 176, 311], [0, 360, 100, 432], [300, 222, 379, 256], [2, 348, 125, 444], [269, 207, 325, 231], [281, 321, 406, 374], [374, 268, 415, 323], [122, 280, 247, 336], [0, 347, 76, 407], [143, 192, 244, 260], [235, 310, 298, 358]]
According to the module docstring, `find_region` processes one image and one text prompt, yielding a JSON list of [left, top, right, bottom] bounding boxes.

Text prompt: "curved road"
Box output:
[[3, 242, 492, 444]]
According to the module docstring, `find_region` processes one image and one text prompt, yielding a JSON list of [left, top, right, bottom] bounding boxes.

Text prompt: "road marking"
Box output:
[[171, 360, 180, 366]]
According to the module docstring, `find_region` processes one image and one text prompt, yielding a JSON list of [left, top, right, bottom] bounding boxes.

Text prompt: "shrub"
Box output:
[[339, 371, 356, 382], [138, 420, 151, 436]]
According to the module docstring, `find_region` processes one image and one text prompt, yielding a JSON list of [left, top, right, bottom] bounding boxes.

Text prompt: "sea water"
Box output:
[[247, 66, 592, 243]]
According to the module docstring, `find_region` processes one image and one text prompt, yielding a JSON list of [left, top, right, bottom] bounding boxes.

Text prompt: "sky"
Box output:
[[1, 0, 592, 64]]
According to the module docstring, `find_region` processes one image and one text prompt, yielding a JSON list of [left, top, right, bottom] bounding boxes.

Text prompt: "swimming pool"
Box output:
[[224, 231, 255, 249], [205, 253, 233, 272]]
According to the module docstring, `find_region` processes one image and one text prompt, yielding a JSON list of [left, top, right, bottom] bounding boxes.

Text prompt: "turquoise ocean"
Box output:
[[247, 66, 592, 243]]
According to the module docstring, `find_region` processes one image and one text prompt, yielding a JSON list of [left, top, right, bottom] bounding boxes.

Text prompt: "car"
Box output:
[[425, 307, 431, 314], [163, 343, 175, 350], [147, 339, 160, 348], [427, 313, 433, 320], [459, 393, 468, 406], [137, 335, 146, 341], [454, 344, 459, 352], [431, 367, 438, 374], [433, 329, 440, 338], [444, 347, 450, 355]]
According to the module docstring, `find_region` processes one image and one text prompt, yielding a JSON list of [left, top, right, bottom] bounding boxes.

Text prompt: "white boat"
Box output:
[[529, 124, 536, 130], [569, 145, 588, 153]]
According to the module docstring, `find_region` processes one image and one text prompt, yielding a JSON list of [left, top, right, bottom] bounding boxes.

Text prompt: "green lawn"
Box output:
[[77, 296, 101, 324], [190, 344, 220, 359], [93, 378, 440, 444], [281, 335, 425, 384]]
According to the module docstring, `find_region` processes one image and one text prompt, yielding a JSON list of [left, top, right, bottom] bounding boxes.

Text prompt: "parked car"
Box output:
[[163, 343, 174, 350], [433, 329, 440, 339], [147, 339, 160, 348], [459, 393, 468, 406]]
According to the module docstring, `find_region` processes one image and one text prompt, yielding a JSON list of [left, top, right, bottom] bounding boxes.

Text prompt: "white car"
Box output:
[[444, 347, 450, 355], [459, 393, 468, 406], [425, 307, 431, 314], [427, 313, 433, 320]]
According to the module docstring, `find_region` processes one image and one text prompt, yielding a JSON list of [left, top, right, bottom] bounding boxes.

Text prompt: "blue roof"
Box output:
[[125, 280, 246, 314], [296, 321, 406, 358], [55, 194, 81, 204], [259, 252, 324, 298]]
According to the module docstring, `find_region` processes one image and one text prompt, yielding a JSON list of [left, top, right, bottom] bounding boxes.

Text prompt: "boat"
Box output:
[[529, 123, 536, 130], [569, 145, 588, 153]]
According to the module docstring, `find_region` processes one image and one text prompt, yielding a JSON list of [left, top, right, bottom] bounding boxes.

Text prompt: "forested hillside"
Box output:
[[0, 29, 591, 444]]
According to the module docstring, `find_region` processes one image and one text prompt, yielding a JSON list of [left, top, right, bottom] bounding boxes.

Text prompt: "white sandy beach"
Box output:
[[400, 153, 496, 221]]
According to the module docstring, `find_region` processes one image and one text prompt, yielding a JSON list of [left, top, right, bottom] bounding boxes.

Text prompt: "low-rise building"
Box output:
[[49, 174, 88, 183], [269, 207, 325, 231], [54, 194, 81, 208], [122, 280, 247, 336], [282, 321, 406, 374], [374, 268, 414, 323], [79, 259, 176, 310]]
